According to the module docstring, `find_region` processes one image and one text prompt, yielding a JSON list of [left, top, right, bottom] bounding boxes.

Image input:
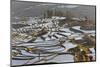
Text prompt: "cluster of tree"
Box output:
[[43, 9, 74, 19], [67, 45, 95, 62]]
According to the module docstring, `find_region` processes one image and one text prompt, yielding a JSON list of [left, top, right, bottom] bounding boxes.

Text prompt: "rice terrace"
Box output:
[[11, 0, 96, 66]]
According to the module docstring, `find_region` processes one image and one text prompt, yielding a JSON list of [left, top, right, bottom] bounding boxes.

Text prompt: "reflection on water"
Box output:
[[11, 1, 96, 66], [12, 39, 76, 65]]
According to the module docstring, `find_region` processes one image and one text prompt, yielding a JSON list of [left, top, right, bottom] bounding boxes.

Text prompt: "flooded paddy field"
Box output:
[[11, 0, 96, 66]]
